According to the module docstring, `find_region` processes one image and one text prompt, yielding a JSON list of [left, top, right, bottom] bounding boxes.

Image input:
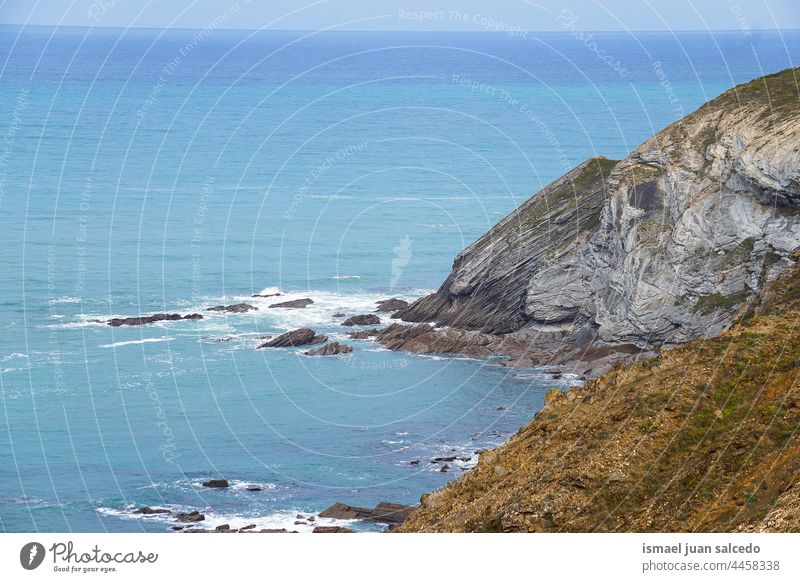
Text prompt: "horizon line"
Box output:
[[1, 22, 799, 35]]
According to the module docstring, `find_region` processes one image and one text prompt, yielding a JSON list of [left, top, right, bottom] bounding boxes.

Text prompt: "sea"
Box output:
[[0, 24, 798, 532]]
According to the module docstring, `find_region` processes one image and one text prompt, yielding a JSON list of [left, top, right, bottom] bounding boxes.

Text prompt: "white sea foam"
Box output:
[[189, 479, 279, 492], [243, 288, 430, 332], [328, 275, 361, 280], [98, 504, 362, 533], [305, 194, 353, 200], [99, 337, 174, 349], [48, 296, 82, 304]]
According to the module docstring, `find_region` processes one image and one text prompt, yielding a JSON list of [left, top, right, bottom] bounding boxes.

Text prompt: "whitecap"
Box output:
[[98, 504, 363, 533], [48, 296, 82, 304], [99, 337, 174, 349]]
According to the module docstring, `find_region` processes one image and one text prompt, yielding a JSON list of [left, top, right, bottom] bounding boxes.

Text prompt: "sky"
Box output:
[[0, 0, 798, 32]]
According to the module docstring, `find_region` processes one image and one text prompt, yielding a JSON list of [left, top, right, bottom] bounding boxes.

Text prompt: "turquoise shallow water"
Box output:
[[0, 25, 798, 532]]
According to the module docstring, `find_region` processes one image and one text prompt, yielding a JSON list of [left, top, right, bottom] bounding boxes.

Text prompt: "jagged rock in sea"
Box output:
[[176, 511, 205, 523], [107, 313, 203, 326], [206, 303, 258, 313], [304, 342, 353, 356], [257, 328, 327, 348], [201, 479, 229, 488], [319, 501, 414, 525], [348, 328, 380, 339], [341, 314, 381, 326], [392, 68, 800, 376], [268, 298, 314, 309]]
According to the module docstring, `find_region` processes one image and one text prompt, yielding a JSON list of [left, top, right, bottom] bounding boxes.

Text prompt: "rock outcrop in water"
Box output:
[[207, 303, 257, 313], [257, 328, 327, 348], [107, 313, 203, 326], [397, 68, 800, 376], [268, 298, 314, 309], [319, 501, 414, 525], [341, 314, 381, 326]]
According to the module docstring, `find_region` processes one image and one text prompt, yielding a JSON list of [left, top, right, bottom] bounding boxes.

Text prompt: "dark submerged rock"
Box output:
[[312, 526, 353, 533], [201, 479, 229, 488], [133, 506, 171, 516]]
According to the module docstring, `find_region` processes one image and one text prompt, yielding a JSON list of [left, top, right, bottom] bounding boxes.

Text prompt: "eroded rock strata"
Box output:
[[394, 69, 800, 377]]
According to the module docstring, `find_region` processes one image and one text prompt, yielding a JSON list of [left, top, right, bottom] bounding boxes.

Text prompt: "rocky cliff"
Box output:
[[395, 68, 800, 375], [396, 68, 800, 533]]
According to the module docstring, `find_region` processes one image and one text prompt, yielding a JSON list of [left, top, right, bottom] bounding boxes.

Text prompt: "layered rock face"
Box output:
[[400, 69, 800, 367]]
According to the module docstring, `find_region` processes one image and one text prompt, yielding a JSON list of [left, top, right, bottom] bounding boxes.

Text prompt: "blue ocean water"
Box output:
[[0, 25, 798, 532]]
